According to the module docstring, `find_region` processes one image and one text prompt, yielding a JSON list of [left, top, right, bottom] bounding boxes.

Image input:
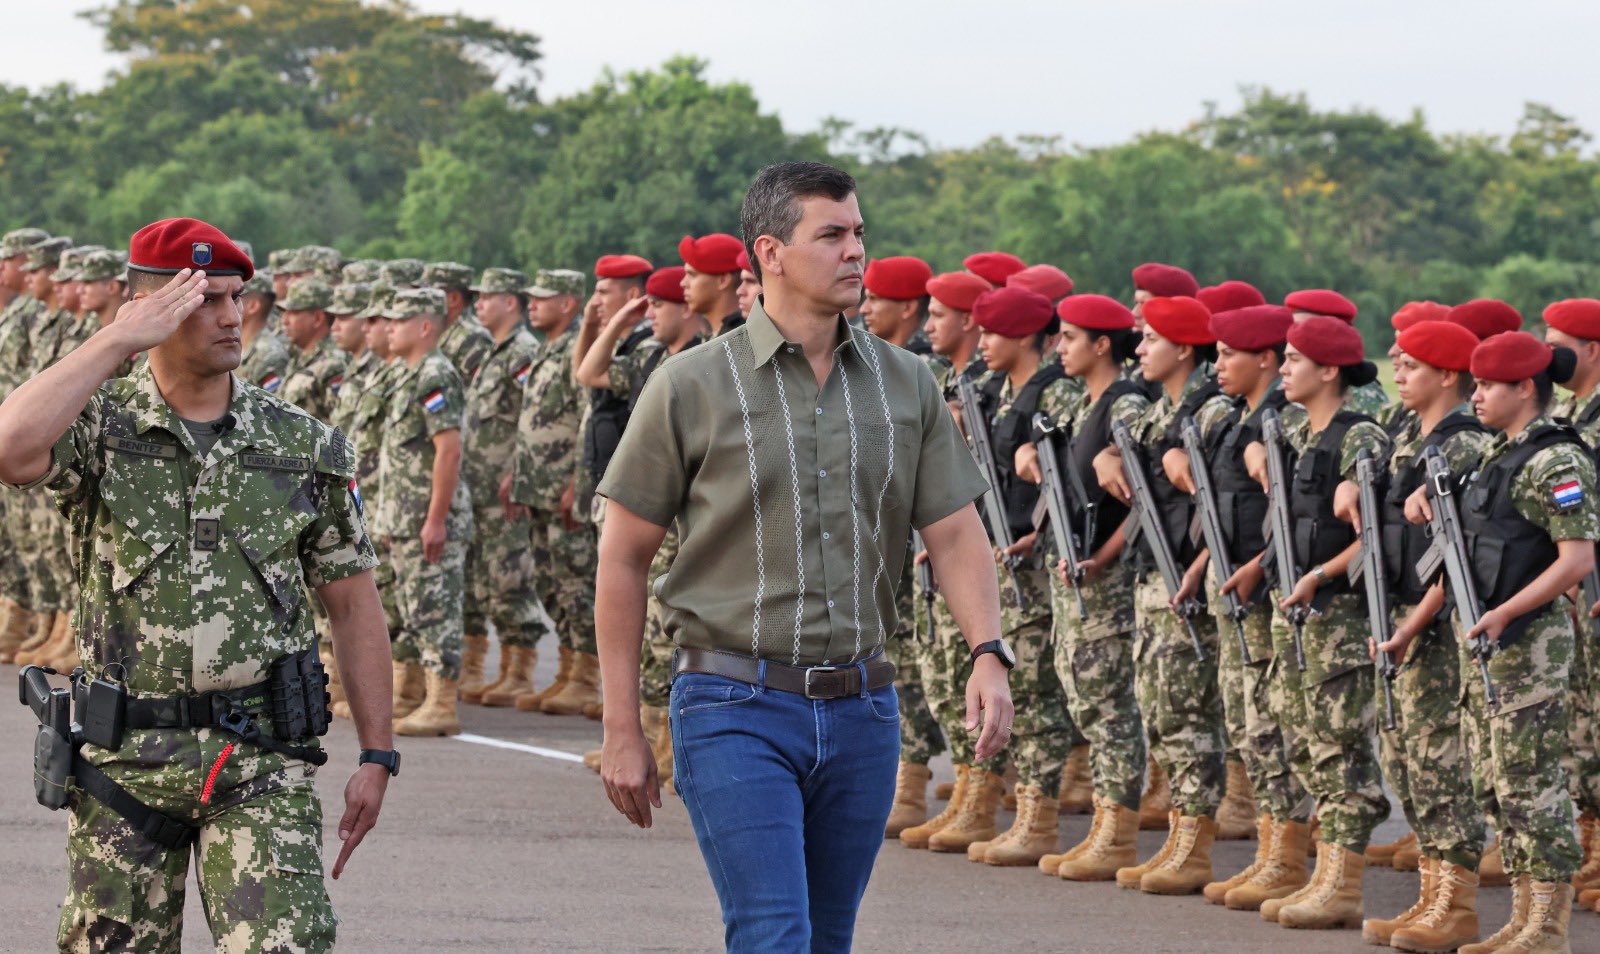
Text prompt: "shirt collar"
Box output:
[[745, 297, 856, 368], [128, 363, 269, 456]]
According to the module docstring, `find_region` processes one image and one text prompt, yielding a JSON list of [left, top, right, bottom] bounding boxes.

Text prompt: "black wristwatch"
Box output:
[[359, 749, 401, 777], [969, 639, 1016, 670]]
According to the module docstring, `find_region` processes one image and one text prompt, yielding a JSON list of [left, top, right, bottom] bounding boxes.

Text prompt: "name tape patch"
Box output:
[[107, 436, 178, 459]]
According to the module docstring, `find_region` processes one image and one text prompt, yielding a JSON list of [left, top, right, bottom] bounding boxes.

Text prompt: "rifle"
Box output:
[[1110, 418, 1206, 659], [1261, 410, 1309, 671], [955, 375, 1026, 610], [1032, 413, 1087, 620], [1580, 562, 1600, 642], [1181, 419, 1251, 664], [1415, 445, 1498, 709], [912, 531, 935, 640], [1349, 450, 1398, 730]]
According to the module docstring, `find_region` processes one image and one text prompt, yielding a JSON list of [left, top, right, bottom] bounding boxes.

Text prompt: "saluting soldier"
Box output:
[[0, 227, 53, 660], [678, 233, 747, 336]]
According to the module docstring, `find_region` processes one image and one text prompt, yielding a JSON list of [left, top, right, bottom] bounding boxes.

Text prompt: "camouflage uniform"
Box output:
[[1345, 380, 1392, 420], [278, 281, 347, 426], [288, 245, 342, 284], [340, 259, 382, 285], [423, 262, 495, 381], [1041, 375, 1149, 808], [0, 228, 51, 606], [12, 363, 375, 952], [380, 259, 425, 289], [509, 270, 598, 655], [1549, 389, 1600, 821]]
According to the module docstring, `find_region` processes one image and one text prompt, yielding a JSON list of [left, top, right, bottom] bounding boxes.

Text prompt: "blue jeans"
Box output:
[[669, 668, 901, 953]]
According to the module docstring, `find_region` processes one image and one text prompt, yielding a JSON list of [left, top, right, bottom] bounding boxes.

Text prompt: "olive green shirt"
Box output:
[[597, 298, 989, 667]]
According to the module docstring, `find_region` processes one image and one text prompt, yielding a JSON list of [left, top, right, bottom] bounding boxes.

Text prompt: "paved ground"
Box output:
[[5, 646, 1599, 952]]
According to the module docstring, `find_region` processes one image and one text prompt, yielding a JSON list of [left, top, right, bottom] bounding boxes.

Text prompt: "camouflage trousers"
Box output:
[[913, 588, 1007, 773], [528, 506, 597, 655], [890, 565, 945, 765], [0, 493, 28, 605], [1563, 615, 1600, 815], [387, 537, 466, 680], [1002, 562, 1076, 792], [1051, 559, 1144, 809], [1376, 611, 1482, 868], [23, 491, 73, 611], [1262, 609, 1315, 824], [1133, 576, 1225, 817], [463, 503, 546, 648], [1211, 572, 1304, 821], [59, 732, 335, 953], [373, 538, 405, 646]]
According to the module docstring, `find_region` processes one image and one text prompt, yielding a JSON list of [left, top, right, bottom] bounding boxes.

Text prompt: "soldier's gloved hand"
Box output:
[[104, 268, 210, 355]]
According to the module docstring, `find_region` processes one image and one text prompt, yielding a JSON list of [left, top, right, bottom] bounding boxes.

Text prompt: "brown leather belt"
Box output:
[[672, 647, 895, 700]]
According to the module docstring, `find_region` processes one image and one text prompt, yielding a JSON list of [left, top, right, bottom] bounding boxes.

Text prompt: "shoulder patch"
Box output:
[[422, 388, 448, 413], [1552, 478, 1584, 510], [259, 372, 281, 393], [330, 375, 344, 395], [514, 362, 532, 386]]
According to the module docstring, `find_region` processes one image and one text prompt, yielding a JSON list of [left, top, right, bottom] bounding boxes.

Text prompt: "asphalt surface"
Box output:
[[5, 644, 1599, 953]]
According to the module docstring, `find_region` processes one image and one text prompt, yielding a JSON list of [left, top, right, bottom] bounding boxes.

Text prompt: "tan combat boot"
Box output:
[[482, 646, 537, 707], [927, 767, 1003, 853], [0, 598, 32, 662], [1141, 814, 1217, 895], [1205, 815, 1273, 904], [1479, 834, 1511, 887], [1394, 838, 1423, 872], [1363, 855, 1436, 946], [1042, 795, 1107, 875], [390, 661, 425, 719], [1217, 759, 1258, 840], [1573, 814, 1600, 901], [5, 602, 43, 662], [1461, 874, 1530, 954], [983, 784, 1061, 866], [1228, 818, 1312, 911], [934, 779, 956, 801], [1494, 880, 1572, 953], [394, 671, 462, 736], [1059, 797, 1140, 881], [1367, 829, 1418, 865], [513, 645, 570, 710], [583, 700, 604, 720], [467, 641, 514, 704], [47, 612, 82, 673], [1276, 842, 1365, 930], [541, 652, 600, 715], [1139, 755, 1173, 830], [902, 765, 968, 849], [1117, 809, 1181, 888], [1391, 861, 1480, 953], [1058, 745, 1094, 814], [1260, 828, 1326, 921], [885, 762, 933, 839], [457, 634, 491, 702], [13, 609, 55, 665]]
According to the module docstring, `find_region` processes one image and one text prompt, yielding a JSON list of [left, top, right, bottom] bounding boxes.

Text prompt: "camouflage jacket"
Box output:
[[280, 336, 348, 426], [353, 360, 405, 531], [1551, 388, 1600, 447], [510, 324, 583, 510], [330, 349, 380, 439], [377, 351, 474, 541], [463, 327, 539, 507], [26, 306, 75, 376], [1346, 379, 1393, 420], [238, 329, 293, 396], [439, 313, 495, 381], [0, 293, 44, 393]]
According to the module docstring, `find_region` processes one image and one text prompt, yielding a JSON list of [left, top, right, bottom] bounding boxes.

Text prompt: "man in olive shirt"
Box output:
[[596, 163, 1014, 953]]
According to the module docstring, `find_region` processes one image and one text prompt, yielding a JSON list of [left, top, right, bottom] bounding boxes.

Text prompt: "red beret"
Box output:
[[1390, 300, 1451, 332], [1285, 289, 1357, 321], [678, 233, 744, 274], [972, 287, 1054, 338], [926, 271, 992, 312], [1288, 315, 1364, 366], [963, 251, 1026, 286], [1196, 280, 1265, 314], [736, 248, 751, 272], [1131, 262, 1199, 297], [1006, 264, 1074, 300], [1471, 331, 1552, 383], [863, 256, 933, 300], [128, 217, 253, 281], [594, 254, 653, 279], [1396, 320, 1478, 373], [1142, 296, 1217, 346], [1210, 304, 1293, 352], [1543, 298, 1600, 341], [645, 266, 686, 303], [1448, 299, 1521, 341], [1057, 294, 1134, 331]]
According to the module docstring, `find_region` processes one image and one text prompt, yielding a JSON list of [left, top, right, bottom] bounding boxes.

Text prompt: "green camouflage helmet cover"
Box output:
[[386, 287, 447, 320], [280, 277, 334, 312], [469, 267, 530, 295], [525, 268, 586, 299], [1, 228, 50, 258]]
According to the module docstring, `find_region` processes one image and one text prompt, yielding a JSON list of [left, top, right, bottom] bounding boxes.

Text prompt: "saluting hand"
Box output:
[[106, 269, 209, 354], [606, 295, 649, 333]]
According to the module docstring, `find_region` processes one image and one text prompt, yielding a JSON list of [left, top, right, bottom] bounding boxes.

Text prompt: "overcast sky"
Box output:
[[7, 1, 1599, 150]]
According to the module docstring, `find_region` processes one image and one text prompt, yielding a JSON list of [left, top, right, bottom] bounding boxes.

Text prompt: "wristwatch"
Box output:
[[969, 639, 1017, 670], [358, 749, 401, 777], [1311, 564, 1328, 584]]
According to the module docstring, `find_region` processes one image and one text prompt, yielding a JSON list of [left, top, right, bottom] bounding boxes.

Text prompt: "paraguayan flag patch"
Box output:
[[423, 388, 448, 413], [259, 372, 281, 393], [1553, 478, 1583, 510]]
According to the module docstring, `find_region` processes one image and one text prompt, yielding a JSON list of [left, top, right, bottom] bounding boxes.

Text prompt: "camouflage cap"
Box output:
[[328, 282, 371, 316], [380, 258, 426, 288], [525, 268, 586, 299], [52, 245, 107, 282], [267, 248, 296, 271], [235, 240, 256, 265], [280, 278, 334, 312], [340, 259, 382, 285], [242, 270, 275, 296], [25, 236, 74, 272], [386, 286, 447, 320], [469, 267, 530, 295], [422, 261, 475, 291], [289, 245, 342, 280], [77, 250, 128, 283], [355, 280, 396, 320], [1, 228, 50, 258]]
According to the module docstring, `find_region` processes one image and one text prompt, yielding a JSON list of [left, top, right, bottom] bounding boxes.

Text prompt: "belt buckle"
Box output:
[[803, 666, 841, 700]]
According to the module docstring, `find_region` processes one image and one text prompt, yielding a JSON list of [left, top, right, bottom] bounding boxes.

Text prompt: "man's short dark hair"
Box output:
[[740, 162, 857, 282], [126, 269, 166, 298]]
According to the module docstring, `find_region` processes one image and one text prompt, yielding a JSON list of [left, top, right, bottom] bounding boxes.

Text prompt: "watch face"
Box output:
[[996, 640, 1017, 669]]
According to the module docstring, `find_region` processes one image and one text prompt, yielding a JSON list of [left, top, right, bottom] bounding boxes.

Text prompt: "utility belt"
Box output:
[[20, 649, 331, 851]]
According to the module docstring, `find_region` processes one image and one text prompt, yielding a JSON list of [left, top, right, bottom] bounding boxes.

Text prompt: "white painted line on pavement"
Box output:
[[453, 732, 587, 763]]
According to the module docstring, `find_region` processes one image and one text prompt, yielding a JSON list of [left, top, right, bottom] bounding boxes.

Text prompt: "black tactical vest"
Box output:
[[1143, 378, 1221, 568], [990, 363, 1067, 539], [1381, 410, 1485, 604], [1062, 378, 1142, 551], [583, 323, 654, 483], [1288, 409, 1373, 604], [1205, 388, 1287, 565]]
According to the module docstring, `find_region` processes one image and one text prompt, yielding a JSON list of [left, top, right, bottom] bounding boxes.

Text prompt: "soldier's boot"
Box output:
[[1260, 830, 1327, 921], [1227, 818, 1312, 911], [1058, 745, 1094, 814], [1363, 855, 1437, 945], [1461, 874, 1530, 954], [1572, 814, 1600, 898], [1394, 838, 1424, 872], [540, 652, 600, 715], [1058, 798, 1140, 881], [926, 768, 1003, 853], [1479, 835, 1511, 888], [1139, 755, 1172, 830], [0, 598, 32, 662], [1217, 759, 1258, 840], [482, 646, 538, 708], [902, 765, 969, 849], [1117, 809, 1182, 888], [1493, 881, 1572, 954], [1205, 814, 1274, 904], [4, 602, 42, 662], [1001, 764, 1020, 811], [1308, 814, 1322, 857], [983, 784, 1060, 866], [1141, 814, 1217, 895], [885, 761, 933, 839], [1391, 861, 1480, 953], [514, 645, 572, 711], [1277, 843, 1366, 930], [1366, 830, 1418, 866], [1042, 795, 1108, 875], [934, 780, 955, 801], [391, 662, 426, 719], [15, 611, 60, 667], [650, 708, 674, 788], [456, 634, 491, 703], [394, 671, 462, 737], [582, 701, 604, 721], [465, 640, 512, 704], [48, 613, 82, 673]]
